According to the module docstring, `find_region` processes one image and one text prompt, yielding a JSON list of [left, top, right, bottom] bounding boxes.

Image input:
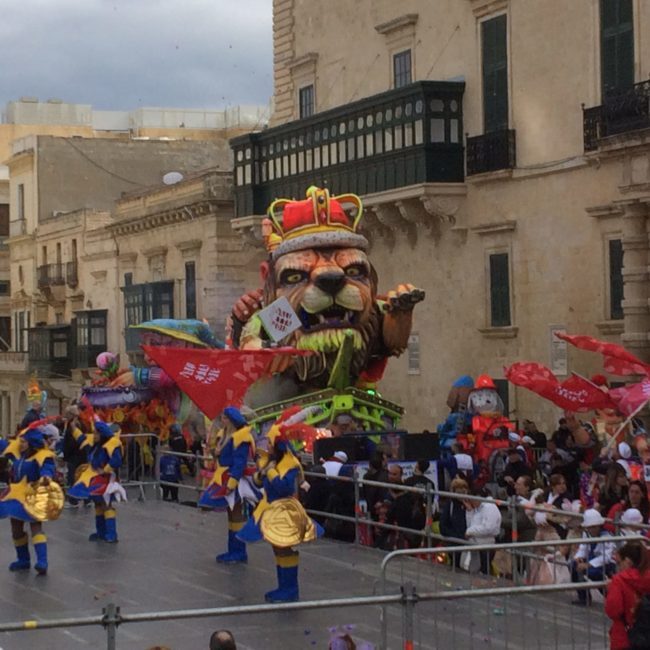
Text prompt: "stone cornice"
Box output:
[[586, 204, 625, 219], [471, 221, 516, 235], [287, 52, 318, 72], [375, 14, 418, 35], [469, 0, 508, 19], [176, 239, 203, 254], [141, 245, 168, 259], [118, 252, 138, 264], [109, 200, 213, 236]]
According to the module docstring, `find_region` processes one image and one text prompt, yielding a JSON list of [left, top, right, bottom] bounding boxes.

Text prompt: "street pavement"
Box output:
[[0, 487, 609, 650]]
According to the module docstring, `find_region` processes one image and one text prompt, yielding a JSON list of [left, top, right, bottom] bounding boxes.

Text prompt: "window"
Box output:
[[299, 85, 315, 119], [17, 184, 24, 221], [489, 252, 511, 327], [75, 310, 107, 367], [124, 272, 133, 287], [0, 317, 9, 351], [494, 379, 510, 417], [42, 245, 47, 265], [393, 50, 412, 89], [71, 238, 77, 260], [0, 204, 8, 238], [16, 311, 29, 352], [482, 15, 508, 132], [609, 238, 624, 319], [122, 281, 175, 350], [185, 261, 197, 319], [601, 0, 634, 96], [0, 281, 10, 296]]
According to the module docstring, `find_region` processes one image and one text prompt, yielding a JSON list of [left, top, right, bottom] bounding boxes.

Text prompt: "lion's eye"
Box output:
[[281, 270, 307, 285], [345, 265, 366, 278]]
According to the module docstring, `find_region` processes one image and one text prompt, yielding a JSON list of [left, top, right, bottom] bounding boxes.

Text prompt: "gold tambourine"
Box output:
[[24, 479, 65, 521], [260, 497, 318, 547]]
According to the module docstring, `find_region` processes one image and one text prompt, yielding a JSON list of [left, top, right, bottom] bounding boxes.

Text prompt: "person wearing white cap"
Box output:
[[571, 508, 617, 606], [617, 442, 633, 478], [620, 508, 644, 538]]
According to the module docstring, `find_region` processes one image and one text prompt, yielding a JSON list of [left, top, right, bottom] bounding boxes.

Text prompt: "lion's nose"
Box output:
[[314, 272, 346, 296]]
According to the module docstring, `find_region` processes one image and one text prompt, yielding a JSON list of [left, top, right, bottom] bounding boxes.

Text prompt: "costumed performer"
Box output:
[[198, 406, 260, 564], [238, 419, 323, 602], [0, 428, 63, 574], [68, 421, 126, 543]]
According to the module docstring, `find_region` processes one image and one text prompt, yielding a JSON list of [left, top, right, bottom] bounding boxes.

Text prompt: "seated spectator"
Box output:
[[210, 629, 236, 649], [619, 509, 646, 538], [440, 477, 469, 567], [605, 541, 650, 650], [535, 474, 572, 539], [538, 440, 572, 480], [502, 475, 537, 543], [571, 509, 616, 606], [551, 418, 573, 450], [463, 491, 502, 574]]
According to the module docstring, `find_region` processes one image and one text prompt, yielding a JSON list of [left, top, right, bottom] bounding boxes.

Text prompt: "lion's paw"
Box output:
[[383, 284, 425, 312]]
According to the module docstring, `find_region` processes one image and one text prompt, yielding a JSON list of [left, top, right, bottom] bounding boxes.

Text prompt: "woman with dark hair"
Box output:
[[605, 541, 650, 649], [607, 480, 650, 532], [599, 463, 629, 516]]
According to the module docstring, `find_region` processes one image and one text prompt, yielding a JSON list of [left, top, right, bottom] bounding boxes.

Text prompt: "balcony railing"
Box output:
[[28, 325, 72, 378], [466, 129, 517, 176], [231, 80, 465, 217], [66, 261, 78, 288], [583, 80, 650, 152], [37, 263, 65, 289]]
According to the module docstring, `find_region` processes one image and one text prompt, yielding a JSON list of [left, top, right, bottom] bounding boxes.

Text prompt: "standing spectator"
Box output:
[[606, 480, 650, 532], [605, 541, 650, 650], [463, 492, 502, 574], [209, 629, 236, 650], [440, 477, 469, 567], [404, 460, 435, 490], [19, 399, 43, 430], [551, 418, 573, 450], [498, 447, 532, 496], [62, 405, 89, 507], [571, 509, 616, 606], [523, 419, 547, 449], [502, 475, 537, 543], [159, 445, 182, 502], [599, 463, 629, 515], [362, 451, 388, 521]]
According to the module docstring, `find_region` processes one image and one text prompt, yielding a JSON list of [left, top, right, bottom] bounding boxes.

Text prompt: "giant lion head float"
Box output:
[[234, 187, 424, 389]]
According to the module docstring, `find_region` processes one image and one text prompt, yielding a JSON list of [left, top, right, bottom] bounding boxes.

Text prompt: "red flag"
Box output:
[[505, 362, 617, 412], [609, 380, 650, 416], [556, 333, 650, 376], [142, 346, 309, 420]]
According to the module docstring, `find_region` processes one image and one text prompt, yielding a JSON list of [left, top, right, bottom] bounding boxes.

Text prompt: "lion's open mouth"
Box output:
[[298, 305, 359, 332]]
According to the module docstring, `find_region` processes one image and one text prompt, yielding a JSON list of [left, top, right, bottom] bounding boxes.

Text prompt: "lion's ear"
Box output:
[[260, 261, 270, 282]]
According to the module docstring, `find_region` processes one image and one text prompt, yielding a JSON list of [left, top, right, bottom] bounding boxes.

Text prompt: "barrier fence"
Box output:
[[0, 578, 613, 649]]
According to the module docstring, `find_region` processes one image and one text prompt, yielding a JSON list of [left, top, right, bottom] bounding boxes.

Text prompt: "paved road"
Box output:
[[0, 488, 609, 650]]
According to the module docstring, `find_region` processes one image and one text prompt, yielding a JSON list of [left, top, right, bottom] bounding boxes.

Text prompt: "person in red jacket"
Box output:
[[605, 541, 650, 650]]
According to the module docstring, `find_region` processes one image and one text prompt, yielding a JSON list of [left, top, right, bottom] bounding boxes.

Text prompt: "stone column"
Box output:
[[621, 200, 650, 358]]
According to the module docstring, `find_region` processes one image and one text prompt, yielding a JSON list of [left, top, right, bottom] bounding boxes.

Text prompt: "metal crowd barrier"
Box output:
[[379, 535, 644, 650], [118, 433, 159, 499], [0, 578, 614, 650]]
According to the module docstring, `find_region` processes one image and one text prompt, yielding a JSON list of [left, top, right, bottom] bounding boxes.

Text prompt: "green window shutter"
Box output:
[[490, 252, 511, 327], [600, 0, 634, 96], [609, 238, 624, 319], [482, 15, 508, 133]]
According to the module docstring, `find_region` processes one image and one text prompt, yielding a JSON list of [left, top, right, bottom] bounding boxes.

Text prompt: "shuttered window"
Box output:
[[490, 252, 511, 327], [601, 0, 634, 96], [393, 50, 412, 89], [482, 15, 508, 133], [609, 238, 624, 319], [299, 85, 314, 119]]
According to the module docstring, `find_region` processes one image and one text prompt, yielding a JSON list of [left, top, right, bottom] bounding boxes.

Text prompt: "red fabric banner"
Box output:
[[505, 362, 617, 412], [609, 380, 650, 416], [555, 333, 650, 376], [143, 346, 309, 420]]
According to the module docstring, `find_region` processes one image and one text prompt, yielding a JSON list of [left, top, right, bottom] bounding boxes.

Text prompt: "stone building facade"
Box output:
[[231, 0, 650, 432]]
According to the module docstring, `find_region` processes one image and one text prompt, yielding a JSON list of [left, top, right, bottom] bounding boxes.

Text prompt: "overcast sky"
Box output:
[[0, 0, 273, 112]]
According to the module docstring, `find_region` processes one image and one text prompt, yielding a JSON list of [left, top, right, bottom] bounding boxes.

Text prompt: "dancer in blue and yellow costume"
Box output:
[[199, 407, 260, 563], [0, 428, 63, 575], [238, 416, 323, 602], [68, 420, 125, 543]]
